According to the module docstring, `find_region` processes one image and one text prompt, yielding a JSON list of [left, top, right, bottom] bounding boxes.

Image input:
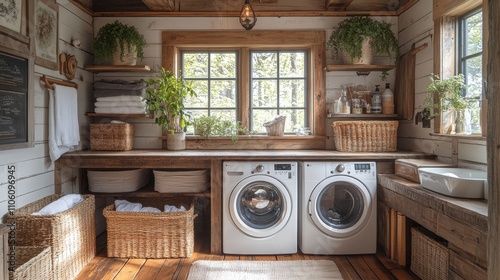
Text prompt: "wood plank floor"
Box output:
[[75, 233, 420, 280]]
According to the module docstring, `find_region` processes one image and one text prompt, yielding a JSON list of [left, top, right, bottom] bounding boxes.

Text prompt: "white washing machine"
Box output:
[[223, 161, 297, 255], [299, 161, 377, 255]]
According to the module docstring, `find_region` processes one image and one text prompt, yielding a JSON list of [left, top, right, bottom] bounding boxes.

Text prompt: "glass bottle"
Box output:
[[371, 85, 382, 114], [382, 83, 394, 115], [338, 86, 350, 114]]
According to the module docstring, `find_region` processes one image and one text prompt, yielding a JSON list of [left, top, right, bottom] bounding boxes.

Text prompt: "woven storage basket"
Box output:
[[332, 120, 398, 152], [103, 197, 196, 258], [5, 194, 95, 280], [10, 246, 53, 280], [154, 169, 209, 193], [411, 227, 449, 280], [90, 123, 134, 151], [263, 115, 286, 136], [88, 168, 150, 193]]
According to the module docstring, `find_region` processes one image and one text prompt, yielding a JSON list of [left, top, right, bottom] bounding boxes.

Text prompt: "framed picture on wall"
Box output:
[[0, 0, 23, 33], [33, 0, 58, 70]]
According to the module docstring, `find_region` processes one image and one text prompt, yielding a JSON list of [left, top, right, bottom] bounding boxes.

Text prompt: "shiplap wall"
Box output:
[[397, 1, 487, 171], [0, 1, 94, 218]]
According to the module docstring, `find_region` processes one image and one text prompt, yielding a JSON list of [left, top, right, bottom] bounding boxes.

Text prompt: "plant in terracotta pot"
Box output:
[[144, 68, 197, 150], [327, 16, 399, 65], [93, 20, 147, 65], [423, 74, 475, 134]]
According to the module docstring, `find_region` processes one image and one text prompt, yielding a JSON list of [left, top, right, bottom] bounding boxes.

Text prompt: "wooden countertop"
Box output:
[[57, 149, 433, 168]]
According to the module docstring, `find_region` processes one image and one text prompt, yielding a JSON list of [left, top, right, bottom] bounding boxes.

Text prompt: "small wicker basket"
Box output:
[[90, 123, 134, 151], [411, 227, 449, 280], [263, 115, 286, 136], [103, 197, 196, 258], [10, 246, 53, 280], [332, 120, 398, 152]]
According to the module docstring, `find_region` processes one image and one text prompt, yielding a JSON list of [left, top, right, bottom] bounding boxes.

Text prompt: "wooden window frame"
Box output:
[[433, 0, 487, 136], [162, 31, 326, 150]]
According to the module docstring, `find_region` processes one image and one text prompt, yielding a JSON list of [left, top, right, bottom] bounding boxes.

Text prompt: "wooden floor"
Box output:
[[75, 233, 420, 280]]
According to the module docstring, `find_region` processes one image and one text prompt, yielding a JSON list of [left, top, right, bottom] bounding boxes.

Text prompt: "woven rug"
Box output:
[[187, 260, 343, 280]]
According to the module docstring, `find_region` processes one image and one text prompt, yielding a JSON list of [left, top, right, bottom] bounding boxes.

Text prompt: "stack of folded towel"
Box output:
[[114, 199, 187, 213], [32, 194, 84, 215], [93, 79, 147, 114]]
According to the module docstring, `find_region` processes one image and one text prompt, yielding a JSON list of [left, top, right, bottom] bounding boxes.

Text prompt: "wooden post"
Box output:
[[487, 0, 500, 278], [210, 160, 222, 254]]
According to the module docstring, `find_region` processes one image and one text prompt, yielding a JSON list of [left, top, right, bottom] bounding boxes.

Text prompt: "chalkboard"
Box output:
[[0, 51, 28, 145]]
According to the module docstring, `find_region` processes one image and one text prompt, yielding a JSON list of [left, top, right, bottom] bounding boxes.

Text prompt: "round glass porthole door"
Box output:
[[309, 175, 371, 238], [229, 176, 291, 238]]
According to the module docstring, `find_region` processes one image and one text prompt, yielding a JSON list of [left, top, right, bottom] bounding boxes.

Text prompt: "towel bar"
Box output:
[[41, 75, 78, 90]]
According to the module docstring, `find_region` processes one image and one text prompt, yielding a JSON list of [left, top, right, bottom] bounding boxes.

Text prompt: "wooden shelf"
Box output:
[[325, 65, 396, 72], [86, 185, 211, 198], [85, 64, 151, 73], [328, 114, 398, 119], [85, 112, 153, 118]]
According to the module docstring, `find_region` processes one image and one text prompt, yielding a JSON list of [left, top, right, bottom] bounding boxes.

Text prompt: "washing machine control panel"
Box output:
[[327, 162, 376, 178]]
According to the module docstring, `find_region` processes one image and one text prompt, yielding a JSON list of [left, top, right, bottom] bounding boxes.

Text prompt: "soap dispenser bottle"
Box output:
[[382, 83, 394, 115]]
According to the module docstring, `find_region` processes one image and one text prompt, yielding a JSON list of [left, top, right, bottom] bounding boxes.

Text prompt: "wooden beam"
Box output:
[[93, 10, 401, 17], [142, 0, 175, 11]]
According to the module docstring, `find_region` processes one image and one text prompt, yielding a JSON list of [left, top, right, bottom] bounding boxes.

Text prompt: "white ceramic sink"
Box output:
[[418, 168, 487, 199]]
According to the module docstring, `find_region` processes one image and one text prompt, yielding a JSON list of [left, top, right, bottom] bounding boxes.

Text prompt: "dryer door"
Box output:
[[309, 175, 371, 238], [229, 175, 292, 238]]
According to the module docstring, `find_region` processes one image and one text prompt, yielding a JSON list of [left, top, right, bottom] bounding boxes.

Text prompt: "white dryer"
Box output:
[[223, 161, 297, 255], [299, 161, 377, 255]]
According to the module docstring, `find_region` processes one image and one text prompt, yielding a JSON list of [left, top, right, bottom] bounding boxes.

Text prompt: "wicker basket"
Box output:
[[5, 194, 95, 280], [10, 246, 53, 280], [332, 120, 398, 152], [88, 168, 150, 193], [263, 115, 286, 136], [103, 197, 196, 258], [154, 169, 209, 193], [411, 227, 449, 280], [90, 123, 134, 151]]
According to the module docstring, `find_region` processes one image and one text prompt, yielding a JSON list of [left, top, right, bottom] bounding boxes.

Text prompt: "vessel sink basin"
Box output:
[[418, 168, 487, 199]]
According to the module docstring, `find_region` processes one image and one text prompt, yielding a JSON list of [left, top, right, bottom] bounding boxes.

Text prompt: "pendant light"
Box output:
[[240, 0, 257, 31]]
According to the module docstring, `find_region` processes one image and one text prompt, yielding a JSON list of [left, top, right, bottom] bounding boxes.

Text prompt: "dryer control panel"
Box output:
[[327, 162, 376, 179]]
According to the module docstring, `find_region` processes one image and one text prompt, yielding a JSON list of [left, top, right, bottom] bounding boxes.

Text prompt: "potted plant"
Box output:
[[327, 16, 399, 65], [93, 20, 147, 65], [192, 115, 249, 143], [144, 68, 197, 150], [423, 74, 474, 134]]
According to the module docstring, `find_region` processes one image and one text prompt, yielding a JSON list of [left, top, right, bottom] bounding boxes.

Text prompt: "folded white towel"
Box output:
[[48, 84, 80, 161], [95, 106, 146, 114], [164, 205, 187, 212], [139, 207, 161, 212], [95, 100, 146, 108], [115, 200, 142, 212], [32, 194, 84, 216], [96, 96, 144, 102]]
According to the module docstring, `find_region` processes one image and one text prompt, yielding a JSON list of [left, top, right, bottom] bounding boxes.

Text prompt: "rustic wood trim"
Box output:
[[185, 136, 326, 150], [142, 0, 174, 11], [481, 1, 488, 138], [433, 0, 482, 20], [487, 0, 500, 278], [68, 0, 94, 16], [210, 160, 222, 254], [54, 162, 62, 194], [449, 250, 487, 280], [239, 48, 250, 130], [162, 30, 326, 146]]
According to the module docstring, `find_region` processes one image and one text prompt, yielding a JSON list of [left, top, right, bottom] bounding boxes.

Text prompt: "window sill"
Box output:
[[430, 133, 486, 141], [179, 135, 327, 150]]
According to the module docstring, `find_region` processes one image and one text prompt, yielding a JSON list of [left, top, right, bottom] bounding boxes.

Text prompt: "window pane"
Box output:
[[211, 109, 236, 121], [464, 11, 482, 55], [185, 80, 208, 108], [253, 109, 278, 134], [279, 52, 305, 77], [252, 80, 278, 108], [183, 53, 208, 78], [211, 53, 237, 78], [252, 52, 277, 78], [464, 56, 482, 99], [280, 109, 306, 132], [211, 80, 237, 108], [279, 80, 305, 107]]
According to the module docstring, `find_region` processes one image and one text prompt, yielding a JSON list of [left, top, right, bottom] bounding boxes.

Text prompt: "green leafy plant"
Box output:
[[144, 68, 197, 134], [93, 20, 147, 64], [192, 115, 250, 143], [327, 16, 399, 63], [423, 74, 469, 120]]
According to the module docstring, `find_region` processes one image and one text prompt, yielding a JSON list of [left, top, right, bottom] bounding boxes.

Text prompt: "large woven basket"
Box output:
[[5, 194, 95, 280], [411, 227, 449, 280], [103, 197, 196, 258], [10, 246, 53, 280], [332, 120, 398, 152], [90, 123, 134, 151], [154, 169, 209, 193]]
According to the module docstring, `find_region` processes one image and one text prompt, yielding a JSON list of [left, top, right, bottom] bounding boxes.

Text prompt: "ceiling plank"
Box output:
[[142, 0, 175, 11]]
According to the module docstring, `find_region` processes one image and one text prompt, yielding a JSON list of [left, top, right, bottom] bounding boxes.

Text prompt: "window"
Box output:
[[458, 8, 483, 134]]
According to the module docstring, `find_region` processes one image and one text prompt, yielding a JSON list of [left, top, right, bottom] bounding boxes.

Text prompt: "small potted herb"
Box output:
[[327, 16, 399, 64], [93, 20, 147, 65], [192, 115, 249, 143], [144, 68, 197, 150]]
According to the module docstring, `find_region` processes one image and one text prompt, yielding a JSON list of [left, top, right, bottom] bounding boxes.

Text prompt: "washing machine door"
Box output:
[[229, 175, 292, 238], [309, 175, 371, 238]]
